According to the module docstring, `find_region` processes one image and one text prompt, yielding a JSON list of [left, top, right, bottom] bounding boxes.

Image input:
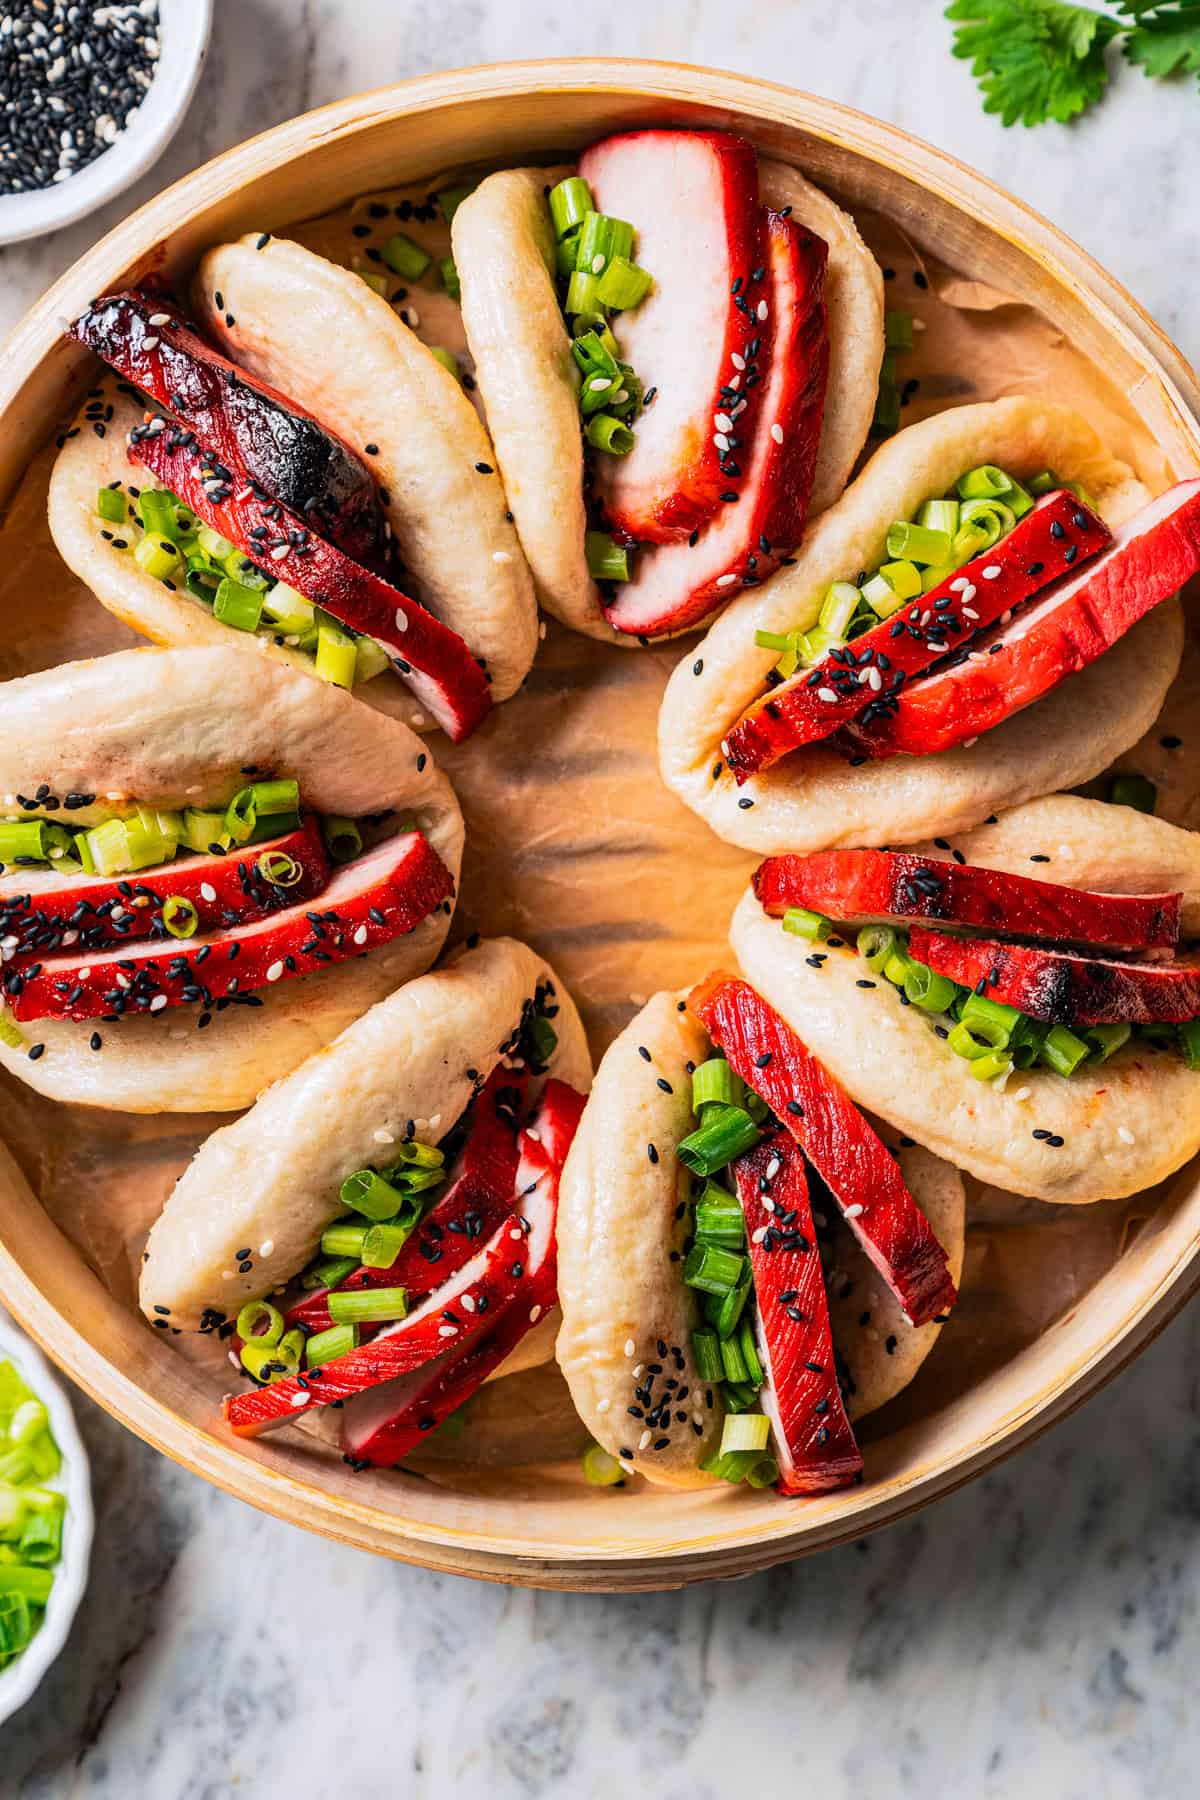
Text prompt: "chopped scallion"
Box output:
[[549, 175, 594, 239], [1038, 1024, 1090, 1078], [1108, 772, 1157, 815], [327, 1287, 409, 1326], [719, 1412, 770, 1455], [96, 485, 126, 524], [782, 906, 833, 943], [683, 1242, 746, 1298], [691, 1327, 724, 1384], [381, 231, 431, 281], [235, 1300, 284, 1347], [305, 1323, 359, 1368], [691, 1057, 743, 1111], [677, 1105, 761, 1177], [584, 530, 630, 583]]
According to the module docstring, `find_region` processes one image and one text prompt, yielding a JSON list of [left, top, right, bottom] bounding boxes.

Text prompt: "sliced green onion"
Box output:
[[872, 381, 900, 436], [305, 1323, 359, 1368], [683, 1242, 746, 1298], [235, 1300, 284, 1347], [340, 1168, 409, 1222], [1005, 476, 1035, 520], [360, 1221, 412, 1269], [746, 1454, 778, 1489], [555, 230, 582, 279], [224, 779, 300, 846], [736, 1317, 764, 1388], [857, 923, 898, 974], [691, 1057, 743, 1111], [320, 814, 362, 863], [918, 497, 960, 536], [438, 255, 460, 301], [719, 1332, 749, 1384], [256, 848, 303, 888], [197, 524, 236, 562], [327, 1287, 409, 1326], [0, 1011, 24, 1050], [956, 464, 1013, 501], [885, 520, 952, 566], [1108, 772, 1157, 815], [138, 488, 182, 540], [704, 1264, 753, 1339], [595, 255, 652, 310], [576, 210, 634, 278], [904, 962, 960, 1013], [884, 310, 914, 350], [860, 570, 908, 618], [564, 268, 600, 315], [719, 1412, 770, 1455], [301, 1254, 359, 1291], [84, 817, 174, 876], [582, 1442, 625, 1485], [782, 906, 833, 943], [1027, 469, 1057, 496], [0, 1565, 52, 1605], [700, 1448, 761, 1483], [428, 346, 461, 381], [213, 576, 265, 633], [549, 175, 594, 239], [1083, 1022, 1131, 1064], [320, 1221, 369, 1259], [969, 1048, 1013, 1083], [585, 530, 630, 583], [352, 635, 390, 686], [1038, 1024, 1090, 1077], [358, 270, 389, 296], [314, 617, 357, 689], [959, 496, 1016, 548], [162, 895, 199, 939], [180, 809, 226, 854], [947, 1021, 991, 1062], [1179, 1019, 1200, 1072], [819, 580, 861, 636], [381, 231, 431, 281], [0, 821, 48, 865], [96, 484, 127, 523], [691, 1328, 724, 1384], [528, 1014, 558, 1068], [694, 1184, 745, 1248], [240, 1340, 296, 1383], [677, 1104, 761, 1177], [959, 992, 1023, 1049], [437, 182, 475, 224], [951, 521, 992, 564], [585, 413, 634, 456], [133, 534, 181, 580], [720, 1381, 760, 1413]]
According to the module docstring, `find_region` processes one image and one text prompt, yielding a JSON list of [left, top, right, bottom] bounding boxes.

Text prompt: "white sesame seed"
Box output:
[[817, 687, 838, 703], [490, 549, 513, 567], [200, 883, 216, 903], [949, 577, 970, 593], [400, 307, 420, 329], [1118, 1125, 1136, 1145], [844, 1202, 864, 1219], [765, 1155, 781, 1180], [632, 1363, 644, 1378], [714, 411, 733, 432], [962, 607, 979, 620], [373, 1128, 395, 1145], [717, 573, 738, 588], [353, 924, 368, 946], [221, 1270, 235, 1281], [266, 961, 283, 982], [530, 1305, 542, 1323], [461, 1294, 476, 1314], [394, 609, 409, 632], [770, 422, 784, 445], [1014, 1086, 1032, 1102], [867, 666, 882, 690], [596, 1397, 610, 1414], [638, 1429, 653, 1451], [756, 300, 768, 321], [714, 433, 731, 452], [624, 1338, 636, 1358], [731, 352, 746, 371], [763, 1197, 776, 1214], [149, 995, 168, 1013], [1000, 609, 1013, 626], [960, 582, 977, 604], [591, 253, 606, 274], [269, 544, 289, 561], [259, 1239, 274, 1257], [289, 1391, 309, 1408], [438, 1324, 457, 1338], [752, 1225, 768, 1244], [142, 335, 160, 351], [588, 376, 612, 392], [981, 564, 1002, 580], [148, 312, 170, 327]]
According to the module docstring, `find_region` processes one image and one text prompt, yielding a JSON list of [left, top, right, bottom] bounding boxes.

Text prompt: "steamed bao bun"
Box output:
[[555, 990, 965, 1489], [729, 795, 1200, 1204], [659, 397, 1181, 854], [0, 646, 463, 1112]]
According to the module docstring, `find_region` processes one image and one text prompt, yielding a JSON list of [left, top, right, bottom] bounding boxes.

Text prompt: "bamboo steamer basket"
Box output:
[[0, 60, 1198, 1591]]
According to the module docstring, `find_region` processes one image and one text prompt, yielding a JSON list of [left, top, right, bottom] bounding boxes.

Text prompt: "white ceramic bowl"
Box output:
[[0, 1309, 92, 1725], [0, 0, 211, 247]]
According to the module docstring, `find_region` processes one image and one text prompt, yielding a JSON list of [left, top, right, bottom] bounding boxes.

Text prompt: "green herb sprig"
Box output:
[[946, 0, 1200, 126]]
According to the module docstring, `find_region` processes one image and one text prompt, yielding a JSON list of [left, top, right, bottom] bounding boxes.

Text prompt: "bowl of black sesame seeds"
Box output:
[[0, 0, 210, 245]]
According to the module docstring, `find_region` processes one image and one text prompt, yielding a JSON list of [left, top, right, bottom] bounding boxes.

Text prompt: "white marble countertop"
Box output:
[[3, 1, 1199, 1794]]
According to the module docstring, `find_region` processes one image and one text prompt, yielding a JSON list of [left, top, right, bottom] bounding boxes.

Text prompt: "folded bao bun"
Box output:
[[729, 797, 1200, 1203], [0, 646, 463, 1112], [140, 936, 591, 1337], [660, 398, 1180, 853], [452, 162, 882, 643], [191, 236, 539, 705], [555, 991, 965, 1488]]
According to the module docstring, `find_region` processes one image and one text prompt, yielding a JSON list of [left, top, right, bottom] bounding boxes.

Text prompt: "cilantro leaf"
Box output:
[[1116, 2, 1200, 80], [946, 0, 1121, 125]]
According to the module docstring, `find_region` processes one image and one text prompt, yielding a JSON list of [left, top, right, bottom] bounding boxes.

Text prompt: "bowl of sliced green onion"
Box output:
[[0, 1311, 91, 1724]]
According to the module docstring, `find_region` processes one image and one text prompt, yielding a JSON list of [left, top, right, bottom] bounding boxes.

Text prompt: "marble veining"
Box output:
[[1, 1, 1198, 1794]]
